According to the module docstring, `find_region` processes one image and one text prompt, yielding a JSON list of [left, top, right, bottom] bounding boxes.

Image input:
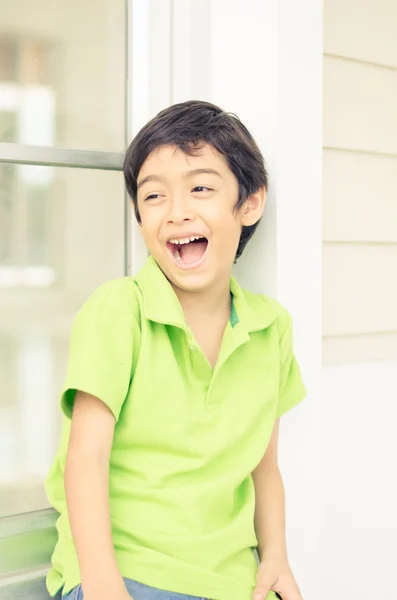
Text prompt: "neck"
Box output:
[[172, 276, 232, 327]]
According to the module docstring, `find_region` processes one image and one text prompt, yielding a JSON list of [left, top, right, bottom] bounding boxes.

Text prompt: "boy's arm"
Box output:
[[252, 419, 303, 599], [65, 391, 131, 600], [252, 418, 288, 562]]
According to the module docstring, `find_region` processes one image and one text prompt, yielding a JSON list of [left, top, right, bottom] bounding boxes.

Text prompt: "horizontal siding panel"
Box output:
[[323, 331, 397, 364], [323, 243, 397, 335], [323, 149, 397, 242], [324, 56, 397, 154], [324, 0, 397, 68]]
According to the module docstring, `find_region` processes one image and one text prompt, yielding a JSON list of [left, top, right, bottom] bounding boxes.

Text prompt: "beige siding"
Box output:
[[323, 150, 397, 242], [323, 243, 397, 335], [324, 332, 397, 365], [324, 56, 397, 155], [323, 0, 397, 364], [324, 0, 397, 68]]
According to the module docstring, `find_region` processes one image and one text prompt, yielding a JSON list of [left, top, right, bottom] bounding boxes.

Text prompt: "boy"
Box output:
[[46, 100, 306, 600]]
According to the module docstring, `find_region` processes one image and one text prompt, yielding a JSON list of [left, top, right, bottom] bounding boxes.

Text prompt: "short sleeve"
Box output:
[[61, 279, 139, 421], [277, 312, 306, 418]]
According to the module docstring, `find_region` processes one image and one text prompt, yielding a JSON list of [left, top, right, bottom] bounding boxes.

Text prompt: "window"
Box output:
[[0, 1, 126, 151], [0, 11, 128, 595], [0, 0, 127, 520], [0, 165, 125, 518]]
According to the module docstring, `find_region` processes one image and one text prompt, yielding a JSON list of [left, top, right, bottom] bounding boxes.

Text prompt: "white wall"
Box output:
[[322, 1, 397, 598], [321, 360, 397, 599], [167, 1, 323, 598]]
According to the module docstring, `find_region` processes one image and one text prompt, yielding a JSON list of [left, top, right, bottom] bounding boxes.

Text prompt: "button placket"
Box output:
[[186, 335, 212, 401]]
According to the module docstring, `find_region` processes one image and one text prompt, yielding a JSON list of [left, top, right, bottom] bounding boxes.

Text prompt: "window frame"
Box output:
[[0, 0, 164, 593]]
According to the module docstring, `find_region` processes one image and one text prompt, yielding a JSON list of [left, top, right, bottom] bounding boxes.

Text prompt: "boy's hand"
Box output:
[[253, 556, 303, 600]]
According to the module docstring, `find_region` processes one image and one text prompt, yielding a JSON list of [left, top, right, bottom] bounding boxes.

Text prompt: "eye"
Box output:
[[145, 193, 161, 201], [192, 186, 212, 193]]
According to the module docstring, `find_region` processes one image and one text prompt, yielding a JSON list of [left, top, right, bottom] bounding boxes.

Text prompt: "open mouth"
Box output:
[[166, 235, 209, 268]]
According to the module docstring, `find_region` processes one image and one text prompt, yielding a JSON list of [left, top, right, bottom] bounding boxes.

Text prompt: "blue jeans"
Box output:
[[63, 578, 210, 600]]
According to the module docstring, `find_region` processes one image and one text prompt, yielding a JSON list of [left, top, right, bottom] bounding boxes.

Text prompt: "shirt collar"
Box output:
[[229, 276, 276, 332], [133, 256, 276, 333], [134, 256, 187, 328]]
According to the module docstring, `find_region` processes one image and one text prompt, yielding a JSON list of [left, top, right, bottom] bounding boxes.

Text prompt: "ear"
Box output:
[[241, 186, 267, 227]]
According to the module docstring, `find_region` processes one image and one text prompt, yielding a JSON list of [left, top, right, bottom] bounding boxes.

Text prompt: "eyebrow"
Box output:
[[137, 168, 223, 190]]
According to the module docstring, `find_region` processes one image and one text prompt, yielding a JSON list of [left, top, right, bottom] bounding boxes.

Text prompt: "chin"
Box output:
[[166, 266, 215, 293]]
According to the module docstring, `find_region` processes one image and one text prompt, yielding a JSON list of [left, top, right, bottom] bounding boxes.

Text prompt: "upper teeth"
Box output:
[[169, 235, 204, 245]]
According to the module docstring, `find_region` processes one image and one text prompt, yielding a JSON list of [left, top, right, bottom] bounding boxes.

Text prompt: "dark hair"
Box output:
[[123, 100, 268, 260]]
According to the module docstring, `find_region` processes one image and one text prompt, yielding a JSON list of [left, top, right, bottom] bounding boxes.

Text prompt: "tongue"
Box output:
[[179, 240, 207, 264]]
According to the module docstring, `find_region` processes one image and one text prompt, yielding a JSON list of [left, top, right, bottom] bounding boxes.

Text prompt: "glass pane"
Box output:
[[0, 0, 126, 151], [0, 164, 126, 517]]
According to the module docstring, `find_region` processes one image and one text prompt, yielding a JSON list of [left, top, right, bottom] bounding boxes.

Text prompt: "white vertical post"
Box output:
[[207, 2, 323, 598], [275, 4, 323, 600], [171, 0, 212, 104]]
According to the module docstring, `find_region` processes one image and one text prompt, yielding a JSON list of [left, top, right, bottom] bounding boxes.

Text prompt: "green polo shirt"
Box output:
[[45, 257, 306, 600]]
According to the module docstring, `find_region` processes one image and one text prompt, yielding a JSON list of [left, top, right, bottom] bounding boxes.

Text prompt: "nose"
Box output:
[[166, 194, 193, 225]]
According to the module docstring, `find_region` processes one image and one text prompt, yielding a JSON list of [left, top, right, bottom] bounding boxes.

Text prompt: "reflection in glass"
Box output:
[[0, 0, 126, 151], [0, 164, 126, 517]]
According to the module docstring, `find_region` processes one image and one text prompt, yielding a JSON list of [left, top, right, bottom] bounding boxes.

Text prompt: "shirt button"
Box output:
[[189, 345, 195, 351]]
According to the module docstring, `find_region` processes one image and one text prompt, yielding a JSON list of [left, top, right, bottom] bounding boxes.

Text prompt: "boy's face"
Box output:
[[136, 143, 265, 293]]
